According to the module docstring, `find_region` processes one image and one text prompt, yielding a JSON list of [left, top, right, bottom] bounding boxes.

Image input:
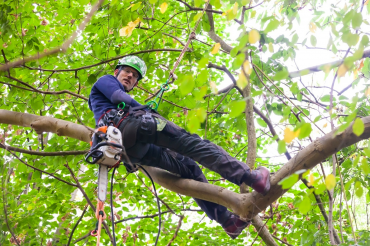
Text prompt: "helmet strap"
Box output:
[[115, 67, 123, 78]]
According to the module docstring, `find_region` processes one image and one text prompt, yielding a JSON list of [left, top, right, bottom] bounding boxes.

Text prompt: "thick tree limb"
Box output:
[[289, 49, 370, 78], [0, 109, 93, 142], [1, 110, 370, 224], [241, 61, 278, 245]]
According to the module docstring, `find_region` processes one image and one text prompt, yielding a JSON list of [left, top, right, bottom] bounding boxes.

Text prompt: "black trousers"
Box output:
[[120, 111, 250, 223]]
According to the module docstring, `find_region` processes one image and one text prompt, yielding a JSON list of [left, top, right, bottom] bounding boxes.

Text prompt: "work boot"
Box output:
[[244, 166, 271, 195], [222, 214, 250, 239]]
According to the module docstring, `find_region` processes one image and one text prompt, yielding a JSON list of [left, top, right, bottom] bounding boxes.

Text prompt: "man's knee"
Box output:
[[137, 113, 157, 143]]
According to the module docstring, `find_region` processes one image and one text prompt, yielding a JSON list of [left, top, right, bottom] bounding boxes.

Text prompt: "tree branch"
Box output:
[[206, 5, 232, 53], [21, 49, 186, 72], [0, 144, 87, 156], [4, 76, 88, 101], [166, 215, 184, 246], [0, 0, 105, 72], [2, 172, 21, 246], [67, 204, 89, 246], [2, 110, 370, 224], [2, 144, 78, 187], [289, 49, 370, 78]]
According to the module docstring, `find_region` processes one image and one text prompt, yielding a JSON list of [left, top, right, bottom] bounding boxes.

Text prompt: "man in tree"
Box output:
[[88, 55, 271, 238]]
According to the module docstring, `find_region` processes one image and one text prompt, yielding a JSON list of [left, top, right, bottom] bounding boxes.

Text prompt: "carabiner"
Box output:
[[117, 102, 126, 110]]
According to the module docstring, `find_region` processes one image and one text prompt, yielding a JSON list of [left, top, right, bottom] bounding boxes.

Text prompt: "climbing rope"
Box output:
[[147, 0, 210, 110]]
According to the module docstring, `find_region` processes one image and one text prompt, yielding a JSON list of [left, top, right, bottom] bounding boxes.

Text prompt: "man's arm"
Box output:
[[95, 75, 141, 107]]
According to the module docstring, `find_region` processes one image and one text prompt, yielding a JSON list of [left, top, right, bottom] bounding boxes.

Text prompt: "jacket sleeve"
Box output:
[[94, 75, 141, 107]]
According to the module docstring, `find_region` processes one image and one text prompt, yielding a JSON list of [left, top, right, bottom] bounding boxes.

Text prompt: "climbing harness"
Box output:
[[147, 0, 210, 111]]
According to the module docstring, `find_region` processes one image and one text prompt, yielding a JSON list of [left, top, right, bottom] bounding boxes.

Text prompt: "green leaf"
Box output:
[[352, 12, 363, 28], [198, 69, 208, 82], [30, 98, 43, 111], [361, 35, 369, 46], [149, 0, 158, 4], [232, 53, 246, 70], [320, 95, 331, 102], [193, 13, 202, 22], [314, 115, 321, 122], [257, 118, 267, 127], [230, 47, 239, 58], [264, 19, 280, 33], [87, 74, 97, 84], [354, 155, 360, 166], [298, 123, 312, 139], [197, 58, 209, 69], [278, 173, 298, 189], [310, 35, 317, 47], [131, 2, 142, 11], [315, 183, 326, 195], [273, 69, 289, 81], [363, 149, 370, 158], [298, 196, 311, 214], [178, 74, 195, 96], [342, 32, 359, 46], [353, 118, 365, 136], [355, 181, 363, 198], [277, 140, 286, 154], [194, 0, 202, 7], [343, 9, 355, 25], [291, 33, 298, 44], [229, 100, 246, 117], [342, 159, 352, 169], [361, 158, 370, 175]]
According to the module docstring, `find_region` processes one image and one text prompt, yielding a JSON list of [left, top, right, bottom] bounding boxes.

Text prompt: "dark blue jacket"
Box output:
[[88, 75, 141, 124]]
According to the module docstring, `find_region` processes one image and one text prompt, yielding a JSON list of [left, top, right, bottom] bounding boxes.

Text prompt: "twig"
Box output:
[[271, 235, 293, 246], [38, 71, 55, 89], [0, 144, 87, 156], [2, 144, 78, 187], [167, 215, 184, 246], [67, 204, 89, 246], [1, 49, 10, 76], [2, 172, 21, 246], [163, 33, 187, 47], [0, 0, 105, 72], [253, 64, 325, 134], [136, 173, 179, 216], [250, 217, 270, 246], [137, 86, 190, 110], [114, 209, 200, 224], [4, 76, 88, 101], [72, 232, 91, 244], [208, 85, 234, 114]]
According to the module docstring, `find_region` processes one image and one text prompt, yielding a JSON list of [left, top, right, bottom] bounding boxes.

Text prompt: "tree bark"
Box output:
[[289, 49, 370, 78], [1, 109, 370, 220]]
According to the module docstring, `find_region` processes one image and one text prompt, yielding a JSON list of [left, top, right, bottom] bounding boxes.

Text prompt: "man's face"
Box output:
[[114, 66, 139, 91]]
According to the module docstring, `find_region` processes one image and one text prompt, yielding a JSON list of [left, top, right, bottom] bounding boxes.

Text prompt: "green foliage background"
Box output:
[[0, 0, 370, 245]]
